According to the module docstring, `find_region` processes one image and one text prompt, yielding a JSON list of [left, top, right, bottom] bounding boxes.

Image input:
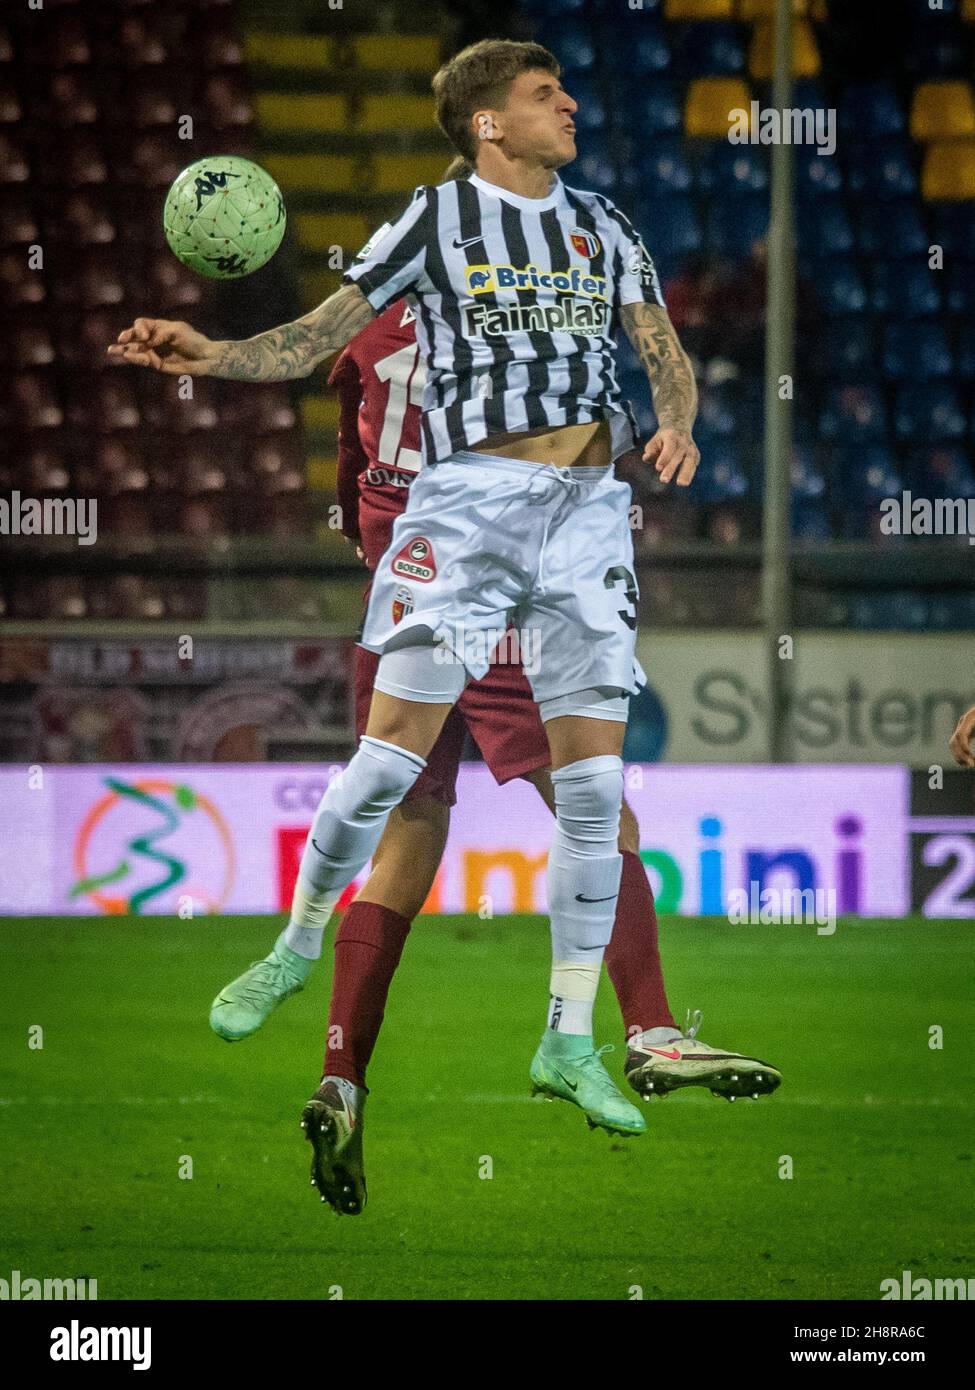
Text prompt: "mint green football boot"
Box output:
[[209, 932, 313, 1041], [529, 1030, 646, 1137]]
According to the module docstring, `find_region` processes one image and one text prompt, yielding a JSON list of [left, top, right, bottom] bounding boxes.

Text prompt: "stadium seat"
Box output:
[[559, 75, 605, 131], [635, 82, 683, 136], [946, 262, 975, 316], [856, 202, 928, 259], [693, 440, 749, 504], [5, 317, 55, 370], [0, 248, 46, 306], [671, 22, 747, 77], [882, 321, 953, 381], [956, 323, 975, 378], [930, 201, 975, 255], [910, 81, 975, 141], [635, 138, 694, 193], [705, 195, 768, 256], [38, 129, 107, 187], [0, 75, 22, 124], [867, 261, 940, 318], [811, 259, 868, 317], [9, 372, 63, 430], [797, 199, 854, 258], [638, 196, 703, 260], [737, 0, 823, 17], [829, 443, 903, 507], [748, 20, 820, 80], [838, 82, 906, 140], [847, 140, 918, 199], [922, 141, 975, 199], [793, 144, 843, 199], [684, 77, 751, 139], [664, 0, 734, 16], [819, 385, 887, 442], [0, 130, 28, 182], [696, 383, 738, 438], [917, 443, 975, 498], [604, 22, 670, 77], [549, 20, 595, 75], [810, 316, 875, 378], [697, 142, 768, 193], [894, 383, 966, 440], [0, 191, 39, 246]]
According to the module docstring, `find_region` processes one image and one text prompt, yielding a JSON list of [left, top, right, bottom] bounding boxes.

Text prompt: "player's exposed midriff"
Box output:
[[469, 417, 612, 469]]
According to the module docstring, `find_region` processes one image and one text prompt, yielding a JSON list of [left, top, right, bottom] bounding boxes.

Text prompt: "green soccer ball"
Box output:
[[163, 155, 286, 279]]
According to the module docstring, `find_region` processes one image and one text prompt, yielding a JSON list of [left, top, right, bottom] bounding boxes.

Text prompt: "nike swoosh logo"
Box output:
[[647, 1047, 682, 1060], [311, 839, 330, 857], [554, 1069, 578, 1092], [575, 893, 618, 903], [452, 235, 483, 249]]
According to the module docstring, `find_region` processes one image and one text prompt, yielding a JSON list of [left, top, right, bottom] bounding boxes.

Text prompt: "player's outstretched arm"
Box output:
[[949, 704, 975, 768], [107, 283, 376, 381], [620, 301, 700, 487]]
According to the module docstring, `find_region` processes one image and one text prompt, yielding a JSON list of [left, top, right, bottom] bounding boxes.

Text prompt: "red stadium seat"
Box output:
[[46, 189, 117, 247], [0, 190, 39, 245], [44, 71, 100, 126], [37, 130, 109, 187], [41, 10, 94, 69], [4, 317, 56, 370], [9, 372, 64, 430], [0, 131, 29, 182], [146, 252, 205, 313], [67, 374, 140, 432], [0, 22, 14, 64], [143, 377, 220, 433], [117, 12, 172, 67], [0, 250, 47, 306], [0, 75, 23, 124], [204, 70, 253, 128]]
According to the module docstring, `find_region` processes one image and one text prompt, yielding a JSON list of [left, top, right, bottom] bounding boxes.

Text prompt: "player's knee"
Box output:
[[551, 754, 623, 848]]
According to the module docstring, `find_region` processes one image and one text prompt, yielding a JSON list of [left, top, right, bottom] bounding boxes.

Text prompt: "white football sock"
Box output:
[[286, 735, 426, 955], [546, 755, 623, 1035]]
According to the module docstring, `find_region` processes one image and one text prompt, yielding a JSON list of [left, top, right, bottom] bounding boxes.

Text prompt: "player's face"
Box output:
[[488, 70, 577, 170]]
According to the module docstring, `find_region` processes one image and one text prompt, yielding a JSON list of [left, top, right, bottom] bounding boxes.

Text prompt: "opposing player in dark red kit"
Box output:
[[208, 163, 781, 1215]]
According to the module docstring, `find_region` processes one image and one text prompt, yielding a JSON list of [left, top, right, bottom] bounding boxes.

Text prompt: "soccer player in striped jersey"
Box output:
[[110, 40, 779, 1184]]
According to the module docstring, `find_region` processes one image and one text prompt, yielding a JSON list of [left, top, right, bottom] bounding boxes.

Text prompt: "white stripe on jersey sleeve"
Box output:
[[342, 186, 433, 313]]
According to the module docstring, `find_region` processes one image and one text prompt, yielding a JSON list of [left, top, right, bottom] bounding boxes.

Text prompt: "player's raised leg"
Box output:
[[210, 670, 456, 1041], [528, 710, 645, 1137]]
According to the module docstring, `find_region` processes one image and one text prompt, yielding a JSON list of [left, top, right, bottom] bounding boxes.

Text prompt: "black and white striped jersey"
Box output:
[[341, 170, 665, 465]]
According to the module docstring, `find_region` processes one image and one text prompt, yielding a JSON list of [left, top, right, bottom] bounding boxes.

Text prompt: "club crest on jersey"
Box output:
[[391, 537, 436, 583], [392, 586, 414, 624], [570, 229, 601, 259]]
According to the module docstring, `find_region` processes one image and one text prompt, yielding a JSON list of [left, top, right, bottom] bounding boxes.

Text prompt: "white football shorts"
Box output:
[[359, 448, 645, 706]]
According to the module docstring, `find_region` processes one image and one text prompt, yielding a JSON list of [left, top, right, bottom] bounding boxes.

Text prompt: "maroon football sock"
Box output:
[[604, 851, 676, 1038], [323, 901, 412, 1090]]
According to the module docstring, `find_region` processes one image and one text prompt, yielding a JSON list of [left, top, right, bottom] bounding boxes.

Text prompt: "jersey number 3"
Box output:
[[603, 565, 638, 630]]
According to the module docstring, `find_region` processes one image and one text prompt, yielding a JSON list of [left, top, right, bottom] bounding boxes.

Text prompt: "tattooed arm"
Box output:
[[619, 301, 700, 486], [107, 283, 376, 381]]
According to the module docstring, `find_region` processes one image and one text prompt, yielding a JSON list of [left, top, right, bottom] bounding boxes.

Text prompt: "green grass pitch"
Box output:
[[1, 914, 973, 1301]]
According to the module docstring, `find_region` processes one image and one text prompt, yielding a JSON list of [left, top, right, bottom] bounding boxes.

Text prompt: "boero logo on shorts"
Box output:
[[392, 586, 414, 624], [391, 537, 437, 583]]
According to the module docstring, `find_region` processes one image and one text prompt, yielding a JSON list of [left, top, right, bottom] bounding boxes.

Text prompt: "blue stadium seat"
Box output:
[[564, 75, 605, 131], [573, 152, 616, 195], [894, 383, 966, 440], [605, 22, 670, 77], [704, 194, 768, 257], [913, 443, 975, 498], [797, 200, 854, 258], [815, 259, 868, 317], [847, 140, 918, 200], [811, 316, 876, 379], [882, 321, 953, 381], [857, 202, 927, 259], [792, 499, 832, 541], [639, 195, 703, 260], [930, 203, 975, 259], [669, 22, 746, 78], [946, 263, 975, 317], [634, 137, 693, 193], [633, 82, 682, 136], [868, 261, 941, 318], [793, 144, 844, 199], [838, 82, 906, 140], [696, 383, 737, 439], [697, 142, 768, 194], [546, 19, 596, 75], [831, 442, 903, 507], [956, 323, 975, 379], [819, 385, 888, 443], [905, 26, 969, 78], [693, 438, 749, 505]]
